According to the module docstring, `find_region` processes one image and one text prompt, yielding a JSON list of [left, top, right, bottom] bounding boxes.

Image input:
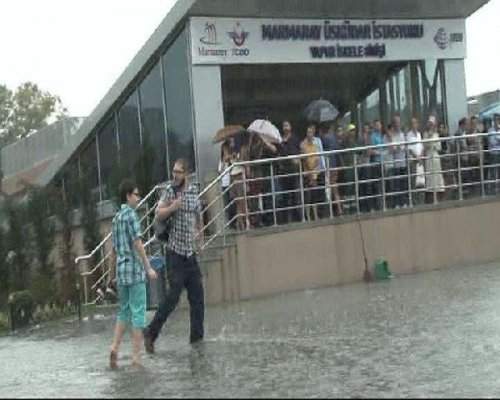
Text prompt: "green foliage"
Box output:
[[3, 197, 33, 292], [0, 225, 8, 309], [0, 82, 67, 146], [26, 186, 56, 303], [52, 186, 76, 304], [79, 173, 103, 296], [8, 290, 35, 330]]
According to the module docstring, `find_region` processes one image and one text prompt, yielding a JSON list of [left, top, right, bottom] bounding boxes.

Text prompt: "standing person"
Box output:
[[467, 116, 483, 197], [438, 122, 454, 200], [407, 117, 425, 206], [342, 124, 360, 214], [453, 117, 471, 197], [319, 122, 343, 215], [359, 123, 373, 213], [382, 124, 396, 209], [109, 180, 157, 369], [300, 123, 325, 221], [276, 121, 302, 224], [392, 115, 408, 208], [423, 116, 445, 203], [369, 119, 384, 211], [144, 158, 205, 353], [218, 138, 235, 228], [487, 113, 500, 194]]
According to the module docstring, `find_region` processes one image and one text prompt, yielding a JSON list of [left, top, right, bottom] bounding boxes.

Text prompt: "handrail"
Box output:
[[197, 131, 499, 200], [74, 183, 165, 265]]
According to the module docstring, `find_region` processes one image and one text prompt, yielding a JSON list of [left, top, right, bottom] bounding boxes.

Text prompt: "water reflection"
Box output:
[[2, 263, 500, 397]]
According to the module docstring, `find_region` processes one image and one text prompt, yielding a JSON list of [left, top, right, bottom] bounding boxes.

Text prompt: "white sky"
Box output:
[[0, 0, 498, 117]]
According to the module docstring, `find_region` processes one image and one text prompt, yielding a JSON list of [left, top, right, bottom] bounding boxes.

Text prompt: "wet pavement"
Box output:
[[1, 262, 500, 398]]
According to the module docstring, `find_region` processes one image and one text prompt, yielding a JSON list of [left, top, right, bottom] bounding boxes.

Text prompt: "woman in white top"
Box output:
[[423, 116, 445, 203], [407, 117, 425, 206], [218, 138, 235, 228]]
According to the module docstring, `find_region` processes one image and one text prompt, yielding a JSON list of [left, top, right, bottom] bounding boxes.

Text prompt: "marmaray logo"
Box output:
[[200, 22, 221, 45], [228, 22, 250, 47]]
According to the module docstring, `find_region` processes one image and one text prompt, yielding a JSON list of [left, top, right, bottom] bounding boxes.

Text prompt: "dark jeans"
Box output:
[[222, 188, 236, 228], [275, 174, 301, 224], [391, 166, 409, 207], [147, 252, 204, 343]]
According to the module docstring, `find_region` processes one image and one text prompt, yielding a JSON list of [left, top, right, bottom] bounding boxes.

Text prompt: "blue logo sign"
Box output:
[[434, 28, 449, 50], [228, 22, 250, 47]]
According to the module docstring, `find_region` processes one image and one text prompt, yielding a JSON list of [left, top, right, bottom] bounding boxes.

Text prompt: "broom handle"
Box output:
[[357, 214, 368, 270]]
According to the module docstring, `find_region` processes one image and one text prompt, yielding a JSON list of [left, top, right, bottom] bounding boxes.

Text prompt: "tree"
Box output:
[[79, 173, 103, 294], [3, 197, 33, 292], [0, 223, 8, 309], [26, 186, 56, 303], [0, 82, 67, 146], [52, 185, 76, 304]]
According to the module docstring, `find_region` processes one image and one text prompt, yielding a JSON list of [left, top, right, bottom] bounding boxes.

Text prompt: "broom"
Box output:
[[357, 214, 374, 282]]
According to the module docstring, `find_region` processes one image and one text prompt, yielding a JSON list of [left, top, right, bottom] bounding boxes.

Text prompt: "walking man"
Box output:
[[109, 180, 157, 369], [144, 158, 205, 353]]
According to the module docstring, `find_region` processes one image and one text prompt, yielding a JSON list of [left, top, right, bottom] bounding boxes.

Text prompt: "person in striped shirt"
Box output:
[[109, 180, 157, 369]]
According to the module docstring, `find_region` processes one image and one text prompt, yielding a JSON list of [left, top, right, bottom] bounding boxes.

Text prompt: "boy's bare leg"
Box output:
[[110, 322, 127, 369], [131, 328, 143, 366]]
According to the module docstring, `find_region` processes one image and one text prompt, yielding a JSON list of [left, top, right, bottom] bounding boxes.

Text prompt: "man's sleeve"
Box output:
[[160, 186, 173, 204], [127, 211, 142, 242]]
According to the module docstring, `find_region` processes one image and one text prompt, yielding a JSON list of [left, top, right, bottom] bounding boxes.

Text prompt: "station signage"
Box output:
[[190, 17, 465, 65]]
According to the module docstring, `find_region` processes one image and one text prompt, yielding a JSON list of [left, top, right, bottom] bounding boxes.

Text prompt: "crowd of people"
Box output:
[[218, 112, 500, 230]]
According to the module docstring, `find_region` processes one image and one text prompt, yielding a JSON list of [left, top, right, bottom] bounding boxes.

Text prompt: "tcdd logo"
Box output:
[[228, 22, 250, 47]]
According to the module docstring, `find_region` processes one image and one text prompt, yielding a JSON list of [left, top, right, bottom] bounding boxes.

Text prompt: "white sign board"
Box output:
[[190, 17, 466, 65]]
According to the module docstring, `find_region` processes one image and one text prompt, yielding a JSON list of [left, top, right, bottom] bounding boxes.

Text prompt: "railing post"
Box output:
[[407, 144, 413, 208], [381, 155, 386, 211], [243, 166, 250, 230], [456, 137, 463, 201], [326, 155, 334, 220], [479, 137, 485, 198], [299, 159, 306, 222], [270, 160, 277, 226], [354, 155, 360, 215]]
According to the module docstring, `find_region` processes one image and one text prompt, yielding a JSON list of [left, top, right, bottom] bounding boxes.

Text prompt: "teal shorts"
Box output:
[[116, 283, 147, 329]]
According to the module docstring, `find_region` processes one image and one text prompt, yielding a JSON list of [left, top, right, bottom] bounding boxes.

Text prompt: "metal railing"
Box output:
[[196, 131, 500, 250], [75, 183, 167, 305], [74, 131, 500, 306]]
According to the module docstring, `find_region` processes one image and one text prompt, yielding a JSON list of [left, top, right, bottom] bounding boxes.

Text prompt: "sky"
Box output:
[[0, 0, 498, 117]]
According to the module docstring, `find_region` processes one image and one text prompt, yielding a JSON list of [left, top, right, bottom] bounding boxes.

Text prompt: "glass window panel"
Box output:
[[139, 62, 168, 184], [163, 29, 195, 173], [79, 139, 100, 202], [97, 116, 118, 200], [118, 90, 141, 180]]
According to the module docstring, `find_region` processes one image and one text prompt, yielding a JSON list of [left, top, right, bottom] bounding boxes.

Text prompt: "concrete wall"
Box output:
[[199, 199, 500, 305]]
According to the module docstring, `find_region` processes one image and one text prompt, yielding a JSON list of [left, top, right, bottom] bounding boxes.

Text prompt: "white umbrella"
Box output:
[[248, 119, 282, 143]]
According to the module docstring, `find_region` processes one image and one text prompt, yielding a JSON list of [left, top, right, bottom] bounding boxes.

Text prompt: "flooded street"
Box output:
[[2, 263, 500, 398]]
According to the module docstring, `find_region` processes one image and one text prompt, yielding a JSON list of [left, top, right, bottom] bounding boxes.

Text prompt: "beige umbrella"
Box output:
[[212, 125, 245, 144]]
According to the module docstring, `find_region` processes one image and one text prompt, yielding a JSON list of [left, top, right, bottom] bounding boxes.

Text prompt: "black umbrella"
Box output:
[[304, 99, 339, 123]]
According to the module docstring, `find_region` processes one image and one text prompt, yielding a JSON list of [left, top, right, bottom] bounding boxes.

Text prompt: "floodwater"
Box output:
[[1, 263, 500, 398]]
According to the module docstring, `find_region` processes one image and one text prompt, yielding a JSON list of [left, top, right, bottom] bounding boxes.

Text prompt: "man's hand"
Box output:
[[147, 267, 157, 281], [170, 197, 183, 212]]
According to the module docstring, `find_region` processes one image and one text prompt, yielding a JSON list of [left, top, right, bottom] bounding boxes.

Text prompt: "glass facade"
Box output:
[[163, 29, 195, 172], [118, 90, 141, 181], [139, 63, 168, 184], [97, 116, 118, 200]]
